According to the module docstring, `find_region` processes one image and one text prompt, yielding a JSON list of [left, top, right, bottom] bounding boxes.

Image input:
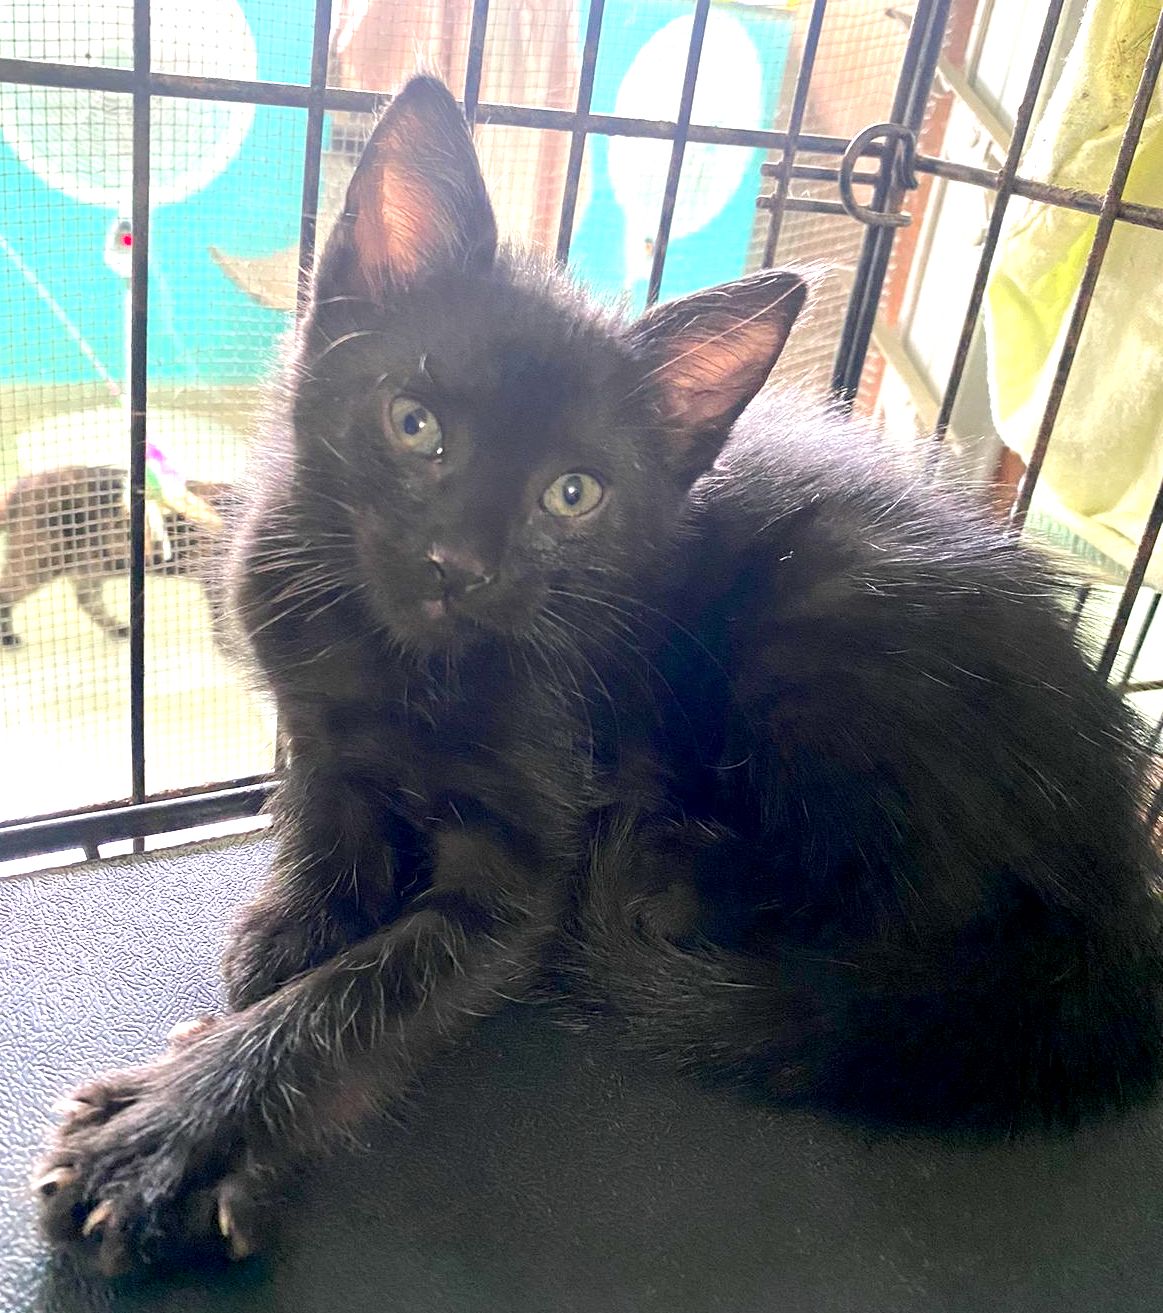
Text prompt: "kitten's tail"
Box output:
[[572, 817, 1163, 1132]]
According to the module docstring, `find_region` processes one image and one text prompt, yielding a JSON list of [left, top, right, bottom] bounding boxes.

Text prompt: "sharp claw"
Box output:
[[32, 1165, 77, 1197], [167, 1015, 215, 1047], [82, 1200, 114, 1238], [52, 1096, 91, 1118], [217, 1195, 256, 1259]]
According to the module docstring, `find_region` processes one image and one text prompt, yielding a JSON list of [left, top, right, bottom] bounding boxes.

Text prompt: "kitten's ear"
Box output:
[[627, 271, 807, 473], [317, 76, 497, 298]]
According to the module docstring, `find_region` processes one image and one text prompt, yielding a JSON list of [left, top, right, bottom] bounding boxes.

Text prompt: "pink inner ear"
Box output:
[[654, 315, 795, 433], [353, 178, 439, 288]]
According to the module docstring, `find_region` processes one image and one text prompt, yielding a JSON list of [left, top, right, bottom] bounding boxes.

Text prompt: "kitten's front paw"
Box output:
[[33, 1062, 268, 1276], [222, 903, 354, 1010]]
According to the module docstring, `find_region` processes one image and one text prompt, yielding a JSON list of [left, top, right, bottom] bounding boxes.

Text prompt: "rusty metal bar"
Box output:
[[295, 0, 336, 308], [1010, 9, 1163, 531], [128, 0, 151, 821], [762, 0, 829, 264], [831, 0, 953, 402], [556, 0, 606, 263], [463, 0, 491, 126], [1118, 592, 1162, 690], [646, 0, 711, 306], [930, 0, 1068, 447]]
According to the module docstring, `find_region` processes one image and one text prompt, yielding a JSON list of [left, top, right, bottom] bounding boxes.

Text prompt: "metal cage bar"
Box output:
[[929, 0, 1068, 448], [463, 0, 492, 126], [831, 0, 954, 402], [128, 0, 152, 825], [1010, 8, 1163, 531], [555, 0, 606, 264], [645, 0, 711, 306], [296, 0, 337, 306], [761, 0, 829, 266]]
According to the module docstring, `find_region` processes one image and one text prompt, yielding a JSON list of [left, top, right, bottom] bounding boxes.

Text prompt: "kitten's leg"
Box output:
[[0, 601, 18, 648], [35, 830, 561, 1275], [221, 770, 406, 1009], [74, 579, 130, 640], [0, 575, 37, 648]]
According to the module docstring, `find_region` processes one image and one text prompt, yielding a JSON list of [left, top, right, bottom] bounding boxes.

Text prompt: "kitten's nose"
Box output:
[[426, 544, 495, 595]]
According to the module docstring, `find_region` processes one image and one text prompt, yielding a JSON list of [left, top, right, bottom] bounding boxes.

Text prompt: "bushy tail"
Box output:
[[570, 821, 1163, 1132]]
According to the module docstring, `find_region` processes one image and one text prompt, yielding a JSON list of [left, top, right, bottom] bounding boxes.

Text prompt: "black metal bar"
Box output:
[[756, 196, 851, 218], [128, 0, 151, 820], [646, 0, 711, 306], [830, 0, 953, 403], [296, 0, 335, 309], [463, 0, 491, 126], [556, 0, 606, 263], [1068, 583, 1091, 634], [912, 155, 1163, 233], [930, 0, 1067, 448], [0, 784, 275, 864], [761, 0, 829, 265], [1011, 9, 1163, 531], [1098, 472, 1163, 681], [0, 52, 1158, 230], [762, 162, 882, 187], [1119, 591, 1161, 689]]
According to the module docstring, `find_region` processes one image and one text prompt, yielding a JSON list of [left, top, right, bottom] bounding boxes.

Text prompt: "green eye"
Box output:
[[387, 395, 444, 458], [542, 472, 604, 518]]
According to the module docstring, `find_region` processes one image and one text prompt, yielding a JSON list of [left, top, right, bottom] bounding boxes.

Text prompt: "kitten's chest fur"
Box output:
[[276, 623, 618, 843]]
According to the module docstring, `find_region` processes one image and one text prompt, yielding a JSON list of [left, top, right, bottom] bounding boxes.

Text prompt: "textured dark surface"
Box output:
[[3, 837, 1163, 1312]]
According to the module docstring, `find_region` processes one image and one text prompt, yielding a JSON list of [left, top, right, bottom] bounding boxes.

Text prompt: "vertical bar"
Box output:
[[1067, 583, 1090, 634], [1118, 591, 1161, 689], [645, 0, 711, 306], [463, 0, 491, 127], [830, 0, 953, 403], [761, 0, 829, 266], [296, 0, 336, 309], [930, 0, 1067, 447], [1010, 10, 1163, 529], [556, 0, 607, 264], [129, 0, 151, 821], [1097, 474, 1163, 682]]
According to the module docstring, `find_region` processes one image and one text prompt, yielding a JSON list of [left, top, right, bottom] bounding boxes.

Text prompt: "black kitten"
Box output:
[[35, 76, 1163, 1276]]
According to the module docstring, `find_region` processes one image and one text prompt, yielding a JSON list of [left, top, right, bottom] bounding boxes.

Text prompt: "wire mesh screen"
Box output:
[[2, 0, 1163, 860]]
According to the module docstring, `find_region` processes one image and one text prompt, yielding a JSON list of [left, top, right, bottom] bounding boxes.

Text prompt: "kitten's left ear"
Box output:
[[319, 75, 497, 297], [627, 270, 807, 473]]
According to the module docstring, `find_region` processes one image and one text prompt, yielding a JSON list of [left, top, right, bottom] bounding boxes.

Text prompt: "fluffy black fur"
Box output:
[[35, 76, 1163, 1276]]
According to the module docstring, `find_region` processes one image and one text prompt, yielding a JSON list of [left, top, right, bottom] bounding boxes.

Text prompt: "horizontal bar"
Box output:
[[4, 51, 1163, 237], [762, 162, 882, 186], [0, 57, 859, 154], [913, 156, 1163, 232], [0, 782, 276, 862], [756, 195, 852, 217]]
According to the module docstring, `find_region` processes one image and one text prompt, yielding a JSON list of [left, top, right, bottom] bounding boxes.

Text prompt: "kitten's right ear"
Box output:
[[314, 76, 497, 300]]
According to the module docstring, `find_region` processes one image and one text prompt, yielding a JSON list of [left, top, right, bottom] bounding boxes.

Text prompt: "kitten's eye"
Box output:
[[387, 396, 444, 458], [542, 472, 604, 518]]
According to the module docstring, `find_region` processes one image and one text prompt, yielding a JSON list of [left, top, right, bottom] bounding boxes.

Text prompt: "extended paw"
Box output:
[[33, 1062, 268, 1275]]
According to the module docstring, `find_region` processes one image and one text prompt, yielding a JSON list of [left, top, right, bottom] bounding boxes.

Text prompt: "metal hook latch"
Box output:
[[838, 122, 918, 229]]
